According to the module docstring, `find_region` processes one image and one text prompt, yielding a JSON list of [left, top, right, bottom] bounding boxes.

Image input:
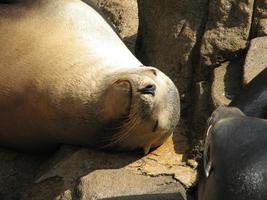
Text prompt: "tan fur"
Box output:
[[0, 0, 180, 153]]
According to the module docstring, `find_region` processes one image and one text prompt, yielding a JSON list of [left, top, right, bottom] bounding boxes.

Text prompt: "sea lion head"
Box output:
[[101, 66, 180, 154]]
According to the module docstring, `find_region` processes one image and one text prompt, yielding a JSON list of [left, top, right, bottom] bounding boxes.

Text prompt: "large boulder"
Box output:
[[252, 0, 267, 37], [243, 37, 267, 83], [0, 149, 47, 200], [20, 142, 193, 200], [200, 0, 254, 67]]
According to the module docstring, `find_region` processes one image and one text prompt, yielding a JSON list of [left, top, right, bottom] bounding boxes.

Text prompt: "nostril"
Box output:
[[139, 84, 156, 96]]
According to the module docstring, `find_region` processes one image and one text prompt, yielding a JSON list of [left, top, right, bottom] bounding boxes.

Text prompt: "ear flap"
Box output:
[[103, 80, 131, 120], [203, 125, 213, 178]]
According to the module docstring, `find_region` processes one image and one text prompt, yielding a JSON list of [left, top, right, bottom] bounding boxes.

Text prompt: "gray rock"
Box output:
[[76, 169, 186, 200], [252, 0, 267, 37], [201, 0, 254, 67], [191, 81, 211, 135], [211, 60, 243, 107], [243, 37, 267, 83], [0, 148, 46, 200], [257, 18, 267, 37], [20, 146, 188, 200]]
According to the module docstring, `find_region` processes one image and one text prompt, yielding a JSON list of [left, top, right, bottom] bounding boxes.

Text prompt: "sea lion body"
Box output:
[[199, 67, 267, 199], [230, 68, 267, 118], [0, 0, 180, 153], [199, 109, 267, 200], [199, 106, 267, 200]]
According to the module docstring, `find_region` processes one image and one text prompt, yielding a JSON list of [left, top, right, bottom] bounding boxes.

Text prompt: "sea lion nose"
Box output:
[[139, 84, 156, 96]]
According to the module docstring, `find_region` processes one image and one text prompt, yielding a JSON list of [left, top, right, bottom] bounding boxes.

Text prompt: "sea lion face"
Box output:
[[102, 66, 180, 154]]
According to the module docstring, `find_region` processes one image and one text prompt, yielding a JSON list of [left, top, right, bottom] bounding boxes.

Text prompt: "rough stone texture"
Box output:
[[191, 81, 211, 134], [130, 135, 197, 188], [0, 148, 47, 200], [200, 0, 254, 67], [92, 0, 138, 53], [212, 64, 231, 106], [243, 37, 267, 83], [252, 0, 267, 37], [257, 18, 267, 36], [20, 143, 192, 200], [136, 0, 209, 110], [211, 60, 243, 107], [76, 169, 186, 200]]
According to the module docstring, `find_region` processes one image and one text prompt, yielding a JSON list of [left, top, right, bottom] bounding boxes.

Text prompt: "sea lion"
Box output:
[[0, 0, 180, 154], [198, 106, 267, 200], [199, 68, 267, 199], [229, 68, 267, 118]]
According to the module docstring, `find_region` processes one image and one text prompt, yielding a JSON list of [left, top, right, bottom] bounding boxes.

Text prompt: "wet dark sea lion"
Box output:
[[199, 106, 267, 200], [199, 68, 267, 200], [0, 0, 180, 154], [230, 68, 267, 118]]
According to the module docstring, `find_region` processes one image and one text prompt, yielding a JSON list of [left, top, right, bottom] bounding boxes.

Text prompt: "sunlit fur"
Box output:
[[0, 0, 180, 153]]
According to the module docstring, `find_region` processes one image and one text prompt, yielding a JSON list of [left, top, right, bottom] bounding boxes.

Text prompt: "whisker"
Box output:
[[101, 111, 140, 148]]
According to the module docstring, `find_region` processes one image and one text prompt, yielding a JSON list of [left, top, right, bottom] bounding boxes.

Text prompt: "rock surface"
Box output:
[[20, 139, 192, 200], [211, 60, 243, 106], [243, 37, 267, 83], [252, 0, 267, 37], [200, 0, 254, 67], [0, 149, 47, 200]]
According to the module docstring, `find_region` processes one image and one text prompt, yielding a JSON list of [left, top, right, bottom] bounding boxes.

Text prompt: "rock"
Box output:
[[212, 64, 231, 106], [76, 169, 186, 200], [22, 141, 194, 200], [92, 0, 138, 53], [201, 0, 254, 67], [135, 0, 209, 110], [191, 81, 211, 136], [211, 60, 243, 107], [252, 0, 267, 37], [0, 148, 47, 200], [131, 135, 197, 188], [243, 37, 267, 83], [257, 18, 267, 37]]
